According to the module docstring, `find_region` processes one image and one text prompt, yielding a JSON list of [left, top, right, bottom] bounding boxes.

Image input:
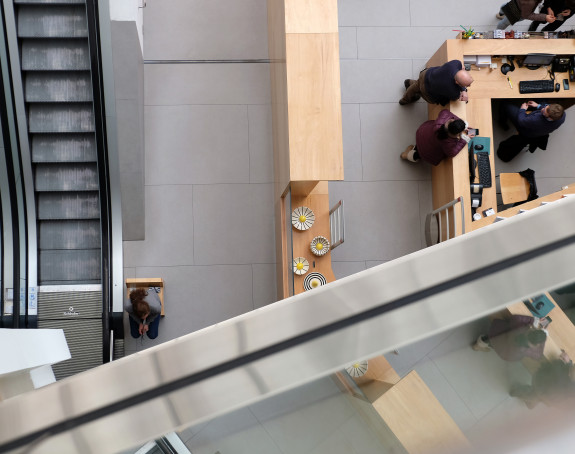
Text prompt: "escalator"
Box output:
[[2, 0, 121, 378]]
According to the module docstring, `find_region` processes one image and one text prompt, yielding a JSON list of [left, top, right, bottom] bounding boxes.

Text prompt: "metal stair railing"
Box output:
[[425, 196, 465, 247]]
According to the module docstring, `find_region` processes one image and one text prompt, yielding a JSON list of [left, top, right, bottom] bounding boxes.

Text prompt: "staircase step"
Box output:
[[37, 191, 99, 219], [29, 103, 94, 132], [18, 5, 88, 38], [22, 39, 89, 70], [39, 219, 100, 249], [26, 72, 92, 102], [32, 133, 96, 163], [34, 162, 99, 191], [39, 249, 101, 283]]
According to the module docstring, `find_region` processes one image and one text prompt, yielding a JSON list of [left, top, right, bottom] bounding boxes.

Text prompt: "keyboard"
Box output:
[[477, 152, 492, 188], [518, 79, 555, 94]]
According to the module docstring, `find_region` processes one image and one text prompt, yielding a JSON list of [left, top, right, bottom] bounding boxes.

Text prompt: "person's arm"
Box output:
[[521, 0, 553, 21]]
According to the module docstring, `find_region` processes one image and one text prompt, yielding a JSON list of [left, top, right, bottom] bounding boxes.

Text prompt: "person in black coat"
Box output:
[[528, 0, 575, 31]]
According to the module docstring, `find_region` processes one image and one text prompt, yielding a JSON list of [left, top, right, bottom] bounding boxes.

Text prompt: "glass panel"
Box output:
[[119, 279, 575, 454]]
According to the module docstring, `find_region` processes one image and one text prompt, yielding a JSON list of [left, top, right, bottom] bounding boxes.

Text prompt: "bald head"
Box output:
[[455, 69, 473, 88]]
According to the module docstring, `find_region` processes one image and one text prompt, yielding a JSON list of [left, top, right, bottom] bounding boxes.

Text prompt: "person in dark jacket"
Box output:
[[528, 0, 575, 31], [399, 60, 473, 106], [472, 315, 547, 362], [500, 100, 566, 139], [496, 0, 557, 29], [401, 109, 471, 165]]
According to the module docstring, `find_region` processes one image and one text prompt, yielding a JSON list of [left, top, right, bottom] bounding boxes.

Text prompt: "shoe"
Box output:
[[400, 145, 415, 161], [472, 343, 491, 352], [399, 98, 410, 105], [404, 79, 412, 89], [496, 11, 505, 20]]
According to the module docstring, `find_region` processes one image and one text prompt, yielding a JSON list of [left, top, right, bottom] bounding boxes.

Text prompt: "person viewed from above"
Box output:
[[401, 109, 473, 165], [496, 0, 557, 29], [528, 0, 575, 31], [125, 288, 162, 340], [473, 314, 548, 362], [399, 60, 473, 106], [500, 100, 566, 139]]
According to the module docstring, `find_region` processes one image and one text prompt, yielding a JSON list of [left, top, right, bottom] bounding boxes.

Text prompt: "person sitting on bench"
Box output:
[[126, 288, 162, 339]]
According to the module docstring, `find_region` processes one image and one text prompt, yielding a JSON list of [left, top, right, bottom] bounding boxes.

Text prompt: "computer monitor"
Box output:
[[522, 53, 556, 69]]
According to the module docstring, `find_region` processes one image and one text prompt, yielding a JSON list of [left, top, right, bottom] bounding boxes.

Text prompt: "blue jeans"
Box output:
[[129, 315, 160, 339]]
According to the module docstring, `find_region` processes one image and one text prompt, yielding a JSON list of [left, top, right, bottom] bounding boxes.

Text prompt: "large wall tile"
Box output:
[[145, 63, 270, 106], [331, 261, 366, 279], [145, 105, 250, 185], [123, 185, 194, 267], [129, 264, 254, 341], [328, 181, 422, 261], [357, 27, 458, 60], [338, 27, 358, 59], [338, 0, 410, 26], [248, 104, 274, 184], [144, 0, 269, 60], [340, 59, 412, 104], [193, 184, 275, 264], [252, 263, 278, 308], [360, 102, 431, 181], [409, 0, 502, 27]]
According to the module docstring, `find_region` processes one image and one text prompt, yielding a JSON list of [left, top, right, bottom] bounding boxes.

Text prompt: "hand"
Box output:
[[143, 324, 149, 333], [546, 14, 556, 23], [562, 9, 571, 16], [538, 317, 550, 328], [139, 323, 145, 335], [560, 349, 571, 364], [466, 129, 476, 138], [521, 102, 528, 110], [459, 91, 469, 102], [527, 100, 539, 108]]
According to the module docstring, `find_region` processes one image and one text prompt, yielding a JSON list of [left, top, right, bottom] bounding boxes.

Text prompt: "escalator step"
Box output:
[[37, 319, 102, 380], [39, 219, 101, 249], [32, 133, 96, 162], [17, 5, 88, 38], [34, 162, 99, 191], [22, 39, 89, 70], [37, 191, 99, 219], [25, 72, 93, 102], [39, 249, 101, 282], [29, 103, 94, 132]]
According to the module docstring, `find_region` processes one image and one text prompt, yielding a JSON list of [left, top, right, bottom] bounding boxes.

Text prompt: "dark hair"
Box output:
[[527, 329, 546, 346], [437, 119, 466, 140], [130, 288, 150, 319]]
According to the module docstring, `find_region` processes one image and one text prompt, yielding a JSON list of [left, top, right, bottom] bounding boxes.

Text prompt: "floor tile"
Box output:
[[413, 359, 478, 432], [184, 407, 282, 454], [251, 378, 356, 454], [337, 0, 410, 26], [309, 413, 386, 454], [331, 261, 366, 279], [252, 263, 278, 309], [248, 104, 274, 184], [144, 0, 269, 60], [431, 346, 524, 420], [359, 102, 431, 181], [340, 59, 413, 104], [144, 105, 249, 185], [357, 27, 460, 60], [328, 181, 422, 262], [124, 264, 254, 346], [193, 184, 275, 265], [145, 63, 271, 106], [338, 27, 358, 59], [340, 104, 363, 181], [365, 260, 387, 269], [123, 185, 194, 268]]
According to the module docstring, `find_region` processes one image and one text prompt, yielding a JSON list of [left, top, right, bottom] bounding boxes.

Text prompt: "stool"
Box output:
[[499, 173, 531, 206]]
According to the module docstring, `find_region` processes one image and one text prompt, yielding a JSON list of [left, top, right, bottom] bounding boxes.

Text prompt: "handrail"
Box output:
[[329, 199, 345, 250], [425, 196, 465, 247], [85, 0, 113, 362]]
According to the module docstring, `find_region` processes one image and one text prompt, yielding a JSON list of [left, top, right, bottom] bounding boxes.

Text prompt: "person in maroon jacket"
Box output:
[[400, 109, 472, 165]]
